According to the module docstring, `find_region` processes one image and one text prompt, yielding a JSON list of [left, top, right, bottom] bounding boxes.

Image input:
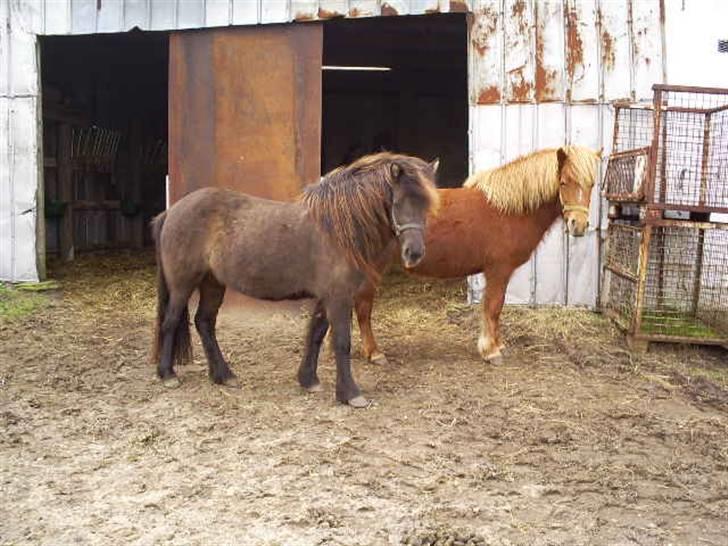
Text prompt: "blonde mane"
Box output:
[[462, 146, 601, 215]]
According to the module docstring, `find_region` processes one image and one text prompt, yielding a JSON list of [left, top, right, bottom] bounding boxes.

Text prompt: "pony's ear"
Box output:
[[557, 147, 568, 174], [429, 158, 440, 173], [390, 163, 401, 180]]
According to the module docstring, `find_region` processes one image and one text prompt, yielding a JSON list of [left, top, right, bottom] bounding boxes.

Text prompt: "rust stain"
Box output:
[[294, 12, 316, 22], [381, 3, 398, 16], [511, 0, 526, 19], [597, 8, 615, 72], [565, 4, 584, 98], [425, 6, 441, 15], [318, 7, 344, 19], [509, 70, 532, 103], [535, 24, 559, 101], [471, 5, 498, 56], [478, 85, 501, 104], [449, 0, 469, 13], [349, 7, 363, 17]]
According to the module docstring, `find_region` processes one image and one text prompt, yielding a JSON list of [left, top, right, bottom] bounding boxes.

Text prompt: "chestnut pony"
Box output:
[[355, 146, 601, 364], [151, 153, 439, 407]]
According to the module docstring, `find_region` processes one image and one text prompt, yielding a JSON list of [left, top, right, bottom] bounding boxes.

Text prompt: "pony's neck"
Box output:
[[531, 196, 563, 237]]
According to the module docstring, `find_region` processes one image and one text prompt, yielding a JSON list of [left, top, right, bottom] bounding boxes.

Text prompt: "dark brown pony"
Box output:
[[355, 146, 601, 364], [151, 153, 439, 407]]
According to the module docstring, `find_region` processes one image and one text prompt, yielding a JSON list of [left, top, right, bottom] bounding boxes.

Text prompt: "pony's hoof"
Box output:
[[305, 382, 324, 393], [162, 376, 181, 389], [222, 376, 241, 389], [486, 355, 504, 365], [369, 352, 389, 366], [347, 395, 371, 408]]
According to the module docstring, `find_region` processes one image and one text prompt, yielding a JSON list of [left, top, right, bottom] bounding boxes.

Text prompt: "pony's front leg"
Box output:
[[478, 268, 511, 364], [328, 301, 368, 408], [354, 280, 388, 365], [297, 300, 329, 393]]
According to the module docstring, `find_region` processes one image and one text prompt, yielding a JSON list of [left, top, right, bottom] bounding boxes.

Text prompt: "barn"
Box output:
[[1, 0, 727, 309]]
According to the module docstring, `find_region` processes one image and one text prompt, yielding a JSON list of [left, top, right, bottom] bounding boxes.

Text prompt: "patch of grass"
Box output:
[[641, 312, 722, 339], [0, 283, 48, 322]]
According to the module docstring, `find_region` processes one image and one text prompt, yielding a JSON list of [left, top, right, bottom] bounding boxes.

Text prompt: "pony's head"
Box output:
[[303, 152, 439, 278], [387, 156, 440, 268], [556, 146, 602, 237]]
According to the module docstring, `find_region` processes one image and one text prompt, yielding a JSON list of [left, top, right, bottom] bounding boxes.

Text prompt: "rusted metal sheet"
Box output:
[[504, 0, 534, 103], [291, 0, 318, 21], [348, 0, 380, 18], [599, 0, 631, 102], [169, 24, 322, 204], [565, 0, 599, 102], [317, 0, 348, 19], [380, 0, 408, 16], [630, 0, 663, 101], [470, 0, 501, 105], [534, 1, 563, 102]]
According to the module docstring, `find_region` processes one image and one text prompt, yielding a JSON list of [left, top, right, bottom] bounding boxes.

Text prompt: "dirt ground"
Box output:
[[1, 252, 727, 546]]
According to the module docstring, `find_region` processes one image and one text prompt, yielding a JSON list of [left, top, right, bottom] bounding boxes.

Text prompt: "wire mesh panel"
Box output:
[[639, 223, 728, 342], [605, 223, 642, 279], [612, 105, 654, 153], [602, 222, 728, 345], [603, 147, 650, 201], [603, 269, 637, 331], [652, 87, 728, 211]]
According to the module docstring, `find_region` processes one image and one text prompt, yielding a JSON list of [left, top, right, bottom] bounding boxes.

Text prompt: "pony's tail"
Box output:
[[150, 212, 192, 370]]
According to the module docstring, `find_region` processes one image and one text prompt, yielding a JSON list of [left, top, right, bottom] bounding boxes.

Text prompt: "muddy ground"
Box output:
[[1, 252, 727, 546]]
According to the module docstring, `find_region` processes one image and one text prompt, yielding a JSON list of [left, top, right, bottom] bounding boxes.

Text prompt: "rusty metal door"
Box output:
[[169, 24, 322, 204]]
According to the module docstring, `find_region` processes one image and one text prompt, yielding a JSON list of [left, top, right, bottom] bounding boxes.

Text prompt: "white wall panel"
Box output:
[[124, 0, 150, 30], [205, 0, 232, 26], [150, 0, 176, 30]]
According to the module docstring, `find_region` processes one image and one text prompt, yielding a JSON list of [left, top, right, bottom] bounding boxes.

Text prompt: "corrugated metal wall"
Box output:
[[1, 0, 667, 300], [1, 1, 43, 282], [467, 0, 664, 307]]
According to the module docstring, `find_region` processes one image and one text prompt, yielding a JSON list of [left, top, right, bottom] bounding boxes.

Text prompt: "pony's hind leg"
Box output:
[[195, 276, 237, 387], [354, 280, 387, 365], [297, 300, 329, 393], [478, 267, 511, 364], [158, 292, 193, 387]]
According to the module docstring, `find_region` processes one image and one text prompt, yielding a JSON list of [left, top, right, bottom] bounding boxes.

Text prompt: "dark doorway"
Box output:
[[40, 31, 168, 260], [322, 14, 468, 188]]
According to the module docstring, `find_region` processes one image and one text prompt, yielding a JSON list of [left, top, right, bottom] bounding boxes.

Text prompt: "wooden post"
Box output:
[[58, 123, 74, 261]]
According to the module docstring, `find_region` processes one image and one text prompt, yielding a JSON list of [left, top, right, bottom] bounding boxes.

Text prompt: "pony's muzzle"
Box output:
[[402, 244, 424, 268], [566, 216, 588, 237]]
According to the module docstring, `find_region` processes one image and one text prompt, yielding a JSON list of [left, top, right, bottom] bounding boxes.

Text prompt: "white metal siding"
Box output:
[[1, 0, 41, 282], [3, 0, 709, 304]]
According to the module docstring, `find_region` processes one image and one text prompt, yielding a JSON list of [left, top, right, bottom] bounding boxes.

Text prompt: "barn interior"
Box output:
[[321, 13, 468, 187], [38, 13, 467, 265], [40, 31, 169, 260]]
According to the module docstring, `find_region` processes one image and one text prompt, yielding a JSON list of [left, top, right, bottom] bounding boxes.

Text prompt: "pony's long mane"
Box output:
[[463, 146, 600, 215], [301, 152, 438, 278]]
